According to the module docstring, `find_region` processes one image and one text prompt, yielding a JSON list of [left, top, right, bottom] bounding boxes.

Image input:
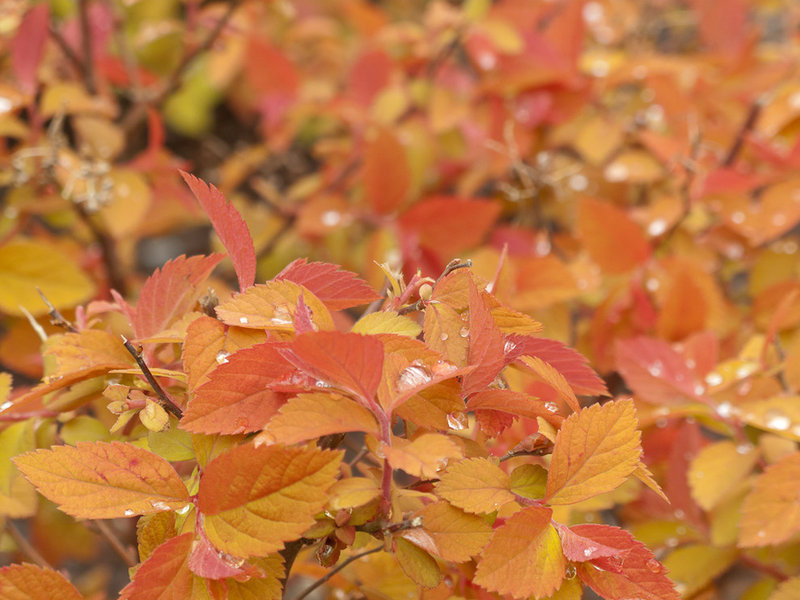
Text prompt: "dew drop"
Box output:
[[731, 211, 745, 224], [673, 509, 685, 519], [648, 360, 663, 377], [656, 418, 668, 428], [396, 365, 432, 392], [440, 332, 448, 341], [647, 219, 668, 236], [765, 409, 791, 431], [0, 400, 12, 412], [736, 364, 756, 379], [270, 305, 293, 326], [645, 277, 660, 292], [459, 326, 469, 338], [215, 351, 230, 365], [693, 470, 704, 480], [176, 503, 192, 515], [569, 173, 589, 191], [674, 582, 688, 595], [124, 509, 135, 517], [315, 380, 332, 389], [772, 213, 787, 226], [583, 546, 597, 558], [704, 372, 723, 386], [321, 210, 342, 226], [605, 162, 629, 182], [150, 500, 170, 511], [239, 316, 249, 325], [736, 443, 753, 455], [716, 401, 733, 418], [545, 401, 559, 413], [447, 412, 469, 431], [665, 537, 678, 548], [694, 384, 705, 395], [0, 97, 12, 114], [646, 558, 664, 574], [431, 360, 458, 377], [675, 525, 687, 535], [477, 51, 496, 70], [565, 563, 577, 579], [757, 530, 766, 538], [504, 340, 517, 354]]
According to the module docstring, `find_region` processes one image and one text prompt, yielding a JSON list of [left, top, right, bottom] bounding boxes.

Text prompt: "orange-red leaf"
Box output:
[[383, 434, 463, 479], [473, 506, 566, 599], [614, 337, 700, 405], [275, 259, 381, 310], [555, 522, 626, 563], [133, 254, 224, 339], [119, 533, 194, 600], [467, 389, 564, 428], [281, 332, 384, 402], [12, 3, 49, 94], [578, 196, 651, 274], [14, 442, 190, 519], [574, 524, 680, 600], [198, 444, 342, 557], [261, 392, 380, 445], [363, 127, 411, 215], [0, 563, 84, 600], [181, 343, 294, 434], [401, 501, 492, 563], [435, 457, 515, 514], [519, 356, 581, 412], [180, 172, 256, 291], [739, 452, 800, 547], [462, 279, 505, 395], [545, 399, 642, 505]]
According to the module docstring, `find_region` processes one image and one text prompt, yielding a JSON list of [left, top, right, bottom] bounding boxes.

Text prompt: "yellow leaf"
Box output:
[[394, 538, 442, 588], [633, 461, 669, 503], [688, 441, 758, 510], [739, 451, 800, 547], [436, 457, 515, 514], [662, 544, 737, 598], [140, 400, 170, 432], [383, 434, 463, 479], [401, 501, 492, 562], [490, 304, 543, 335], [137, 511, 177, 562], [771, 577, 800, 600], [0, 421, 37, 518], [148, 427, 195, 462], [327, 477, 380, 510], [0, 372, 10, 404], [14, 441, 190, 519], [352, 311, 422, 338], [0, 240, 94, 316], [604, 149, 664, 184], [520, 355, 581, 412], [473, 506, 565, 599], [545, 399, 642, 505], [509, 463, 548, 500]]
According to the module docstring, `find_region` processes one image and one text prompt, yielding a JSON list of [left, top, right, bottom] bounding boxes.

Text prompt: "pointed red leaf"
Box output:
[[180, 171, 256, 291], [119, 533, 194, 599], [505, 335, 609, 396], [133, 254, 224, 339], [180, 343, 295, 434], [189, 526, 261, 581], [555, 522, 628, 562], [274, 259, 381, 310], [363, 127, 411, 215], [12, 4, 50, 94], [462, 281, 505, 396], [280, 332, 384, 403], [615, 337, 700, 405], [466, 389, 564, 427]]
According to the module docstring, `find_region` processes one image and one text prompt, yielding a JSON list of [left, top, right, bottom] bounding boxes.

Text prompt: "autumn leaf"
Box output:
[[394, 538, 442, 588], [435, 457, 515, 514], [614, 337, 700, 405], [0, 240, 95, 317], [260, 392, 380, 445], [119, 533, 195, 599], [545, 399, 642, 505], [423, 302, 468, 365], [181, 342, 294, 434], [189, 526, 263, 581], [555, 522, 626, 563], [661, 544, 737, 598], [688, 441, 758, 511], [352, 311, 421, 338], [401, 501, 492, 563], [771, 577, 800, 600], [137, 512, 177, 563], [574, 524, 680, 600], [577, 196, 651, 274], [133, 254, 223, 339], [275, 259, 381, 310], [383, 433, 463, 479], [180, 172, 257, 291], [0, 563, 84, 600], [739, 451, 800, 547], [198, 444, 342, 556], [519, 355, 581, 412], [473, 506, 566, 599], [12, 3, 49, 94], [363, 127, 411, 215], [14, 442, 190, 519], [466, 389, 564, 429], [462, 278, 506, 396]]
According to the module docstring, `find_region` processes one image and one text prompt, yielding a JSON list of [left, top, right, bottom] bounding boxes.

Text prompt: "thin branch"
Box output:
[[294, 546, 383, 600], [91, 520, 137, 568], [73, 202, 127, 296], [78, 0, 97, 94], [721, 95, 766, 167], [49, 25, 85, 80], [121, 336, 183, 418], [37, 288, 77, 332], [6, 521, 53, 570]]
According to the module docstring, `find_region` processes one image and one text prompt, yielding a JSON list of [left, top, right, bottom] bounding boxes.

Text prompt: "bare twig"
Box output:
[[294, 546, 383, 600], [49, 25, 85, 81], [73, 202, 127, 296], [121, 336, 183, 418], [722, 95, 766, 167], [77, 0, 97, 94], [91, 520, 137, 568], [37, 288, 77, 332], [6, 521, 53, 570]]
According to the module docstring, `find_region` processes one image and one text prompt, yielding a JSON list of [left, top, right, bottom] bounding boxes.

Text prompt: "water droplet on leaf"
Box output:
[[765, 409, 791, 431], [459, 327, 469, 338], [446, 412, 469, 431], [396, 365, 432, 392], [646, 558, 664, 574], [545, 401, 558, 413], [215, 351, 230, 364], [239, 316, 249, 325], [440, 332, 448, 341]]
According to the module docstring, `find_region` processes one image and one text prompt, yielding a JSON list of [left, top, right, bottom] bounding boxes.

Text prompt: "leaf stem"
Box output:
[[36, 287, 77, 332], [121, 336, 183, 418], [77, 0, 97, 94], [294, 546, 382, 600], [5, 521, 52, 570], [91, 519, 137, 568]]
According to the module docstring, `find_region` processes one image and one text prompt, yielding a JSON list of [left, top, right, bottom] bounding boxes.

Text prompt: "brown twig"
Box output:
[[6, 521, 53, 569], [121, 336, 183, 418], [36, 288, 77, 332], [294, 546, 383, 600], [722, 96, 765, 167], [77, 0, 97, 94], [49, 25, 85, 81], [91, 520, 137, 568], [73, 202, 127, 296]]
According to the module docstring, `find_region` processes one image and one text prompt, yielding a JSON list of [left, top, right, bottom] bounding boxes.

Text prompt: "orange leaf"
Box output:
[[215, 281, 335, 331], [545, 399, 642, 505], [275, 259, 381, 310], [260, 392, 380, 445], [363, 127, 411, 215], [198, 444, 342, 556], [574, 524, 680, 600], [181, 343, 294, 435], [401, 501, 492, 563], [555, 522, 626, 563], [133, 254, 224, 339], [577, 196, 651, 274], [462, 279, 505, 395], [435, 457, 515, 514], [473, 506, 566, 599], [0, 563, 84, 600], [180, 172, 256, 291], [383, 434, 463, 479], [771, 577, 800, 600], [519, 356, 581, 413], [14, 442, 190, 519], [424, 302, 469, 366], [119, 533, 194, 600], [739, 452, 800, 547], [467, 389, 564, 428], [688, 441, 758, 511]]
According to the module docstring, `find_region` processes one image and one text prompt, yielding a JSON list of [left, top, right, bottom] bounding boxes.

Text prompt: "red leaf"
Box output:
[[12, 4, 50, 94], [466, 389, 563, 427], [574, 524, 680, 600], [133, 254, 223, 339], [120, 533, 194, 599], [347, 48, 392, 106], [362, 128, 411, 215], [578, 196, 652, 274], [280, 332, 384, 403], [180, 172, 256, 291], [555, 522, 627, 563], [462, 280, 505, 396], [180, 343, 295, 435], [505, 335, 609, 397], [274, 259, 380, 310], [615, 337, 701, 405], [189, 527, 261, 581]]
